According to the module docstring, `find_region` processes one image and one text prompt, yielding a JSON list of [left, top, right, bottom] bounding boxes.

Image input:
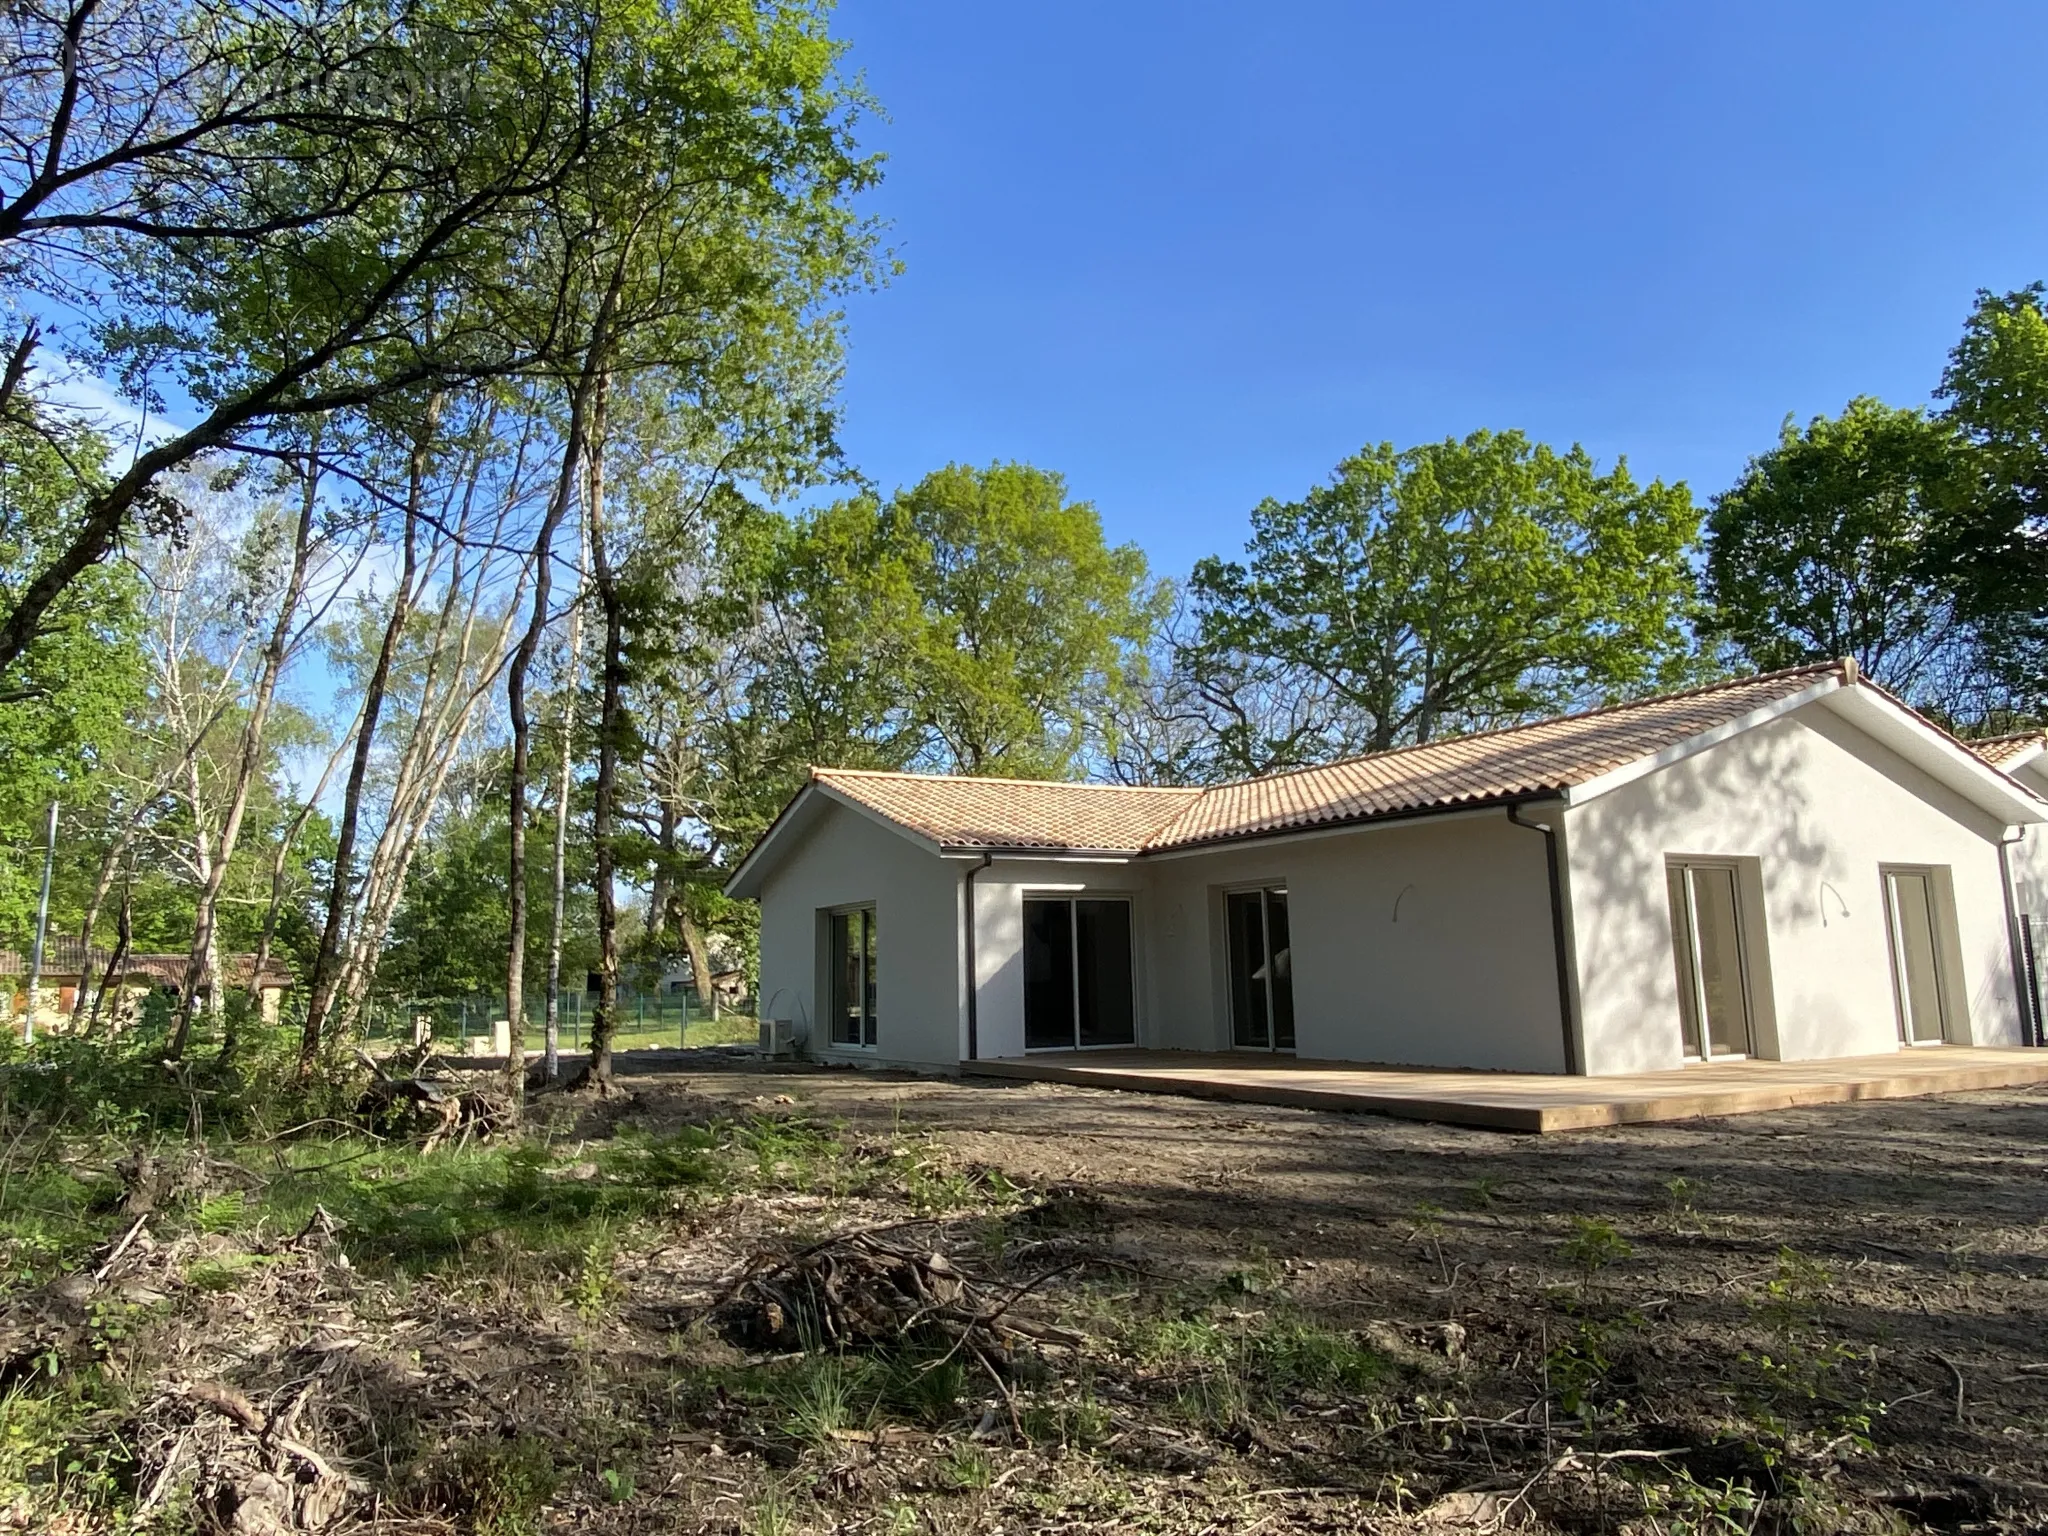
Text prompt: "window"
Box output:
[[1023, 897, 1135, 1050], [828, 907, 878, 1047], [1666, 862, 1753, 1059], [1226, 887, 1294, 1050]]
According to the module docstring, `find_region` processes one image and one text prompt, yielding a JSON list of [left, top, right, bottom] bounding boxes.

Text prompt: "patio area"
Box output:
[[969, 1044, 2048, 1132]]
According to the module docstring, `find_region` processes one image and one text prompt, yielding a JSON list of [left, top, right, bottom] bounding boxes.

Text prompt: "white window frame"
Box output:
[[1667, 859, 1755, 1062], [1880, 864, 1953, 1048]]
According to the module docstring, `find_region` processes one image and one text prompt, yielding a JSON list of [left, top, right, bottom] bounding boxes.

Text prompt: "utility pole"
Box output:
[[24, 800, 57, 1045]]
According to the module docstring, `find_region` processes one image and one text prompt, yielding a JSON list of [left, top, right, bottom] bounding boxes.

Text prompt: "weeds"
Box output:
[[1559, 1215, 1632, 1280], [0, 1375, 132, 1523], [938, 1441, 992, 1491], [416, 1435, 561, 1536]]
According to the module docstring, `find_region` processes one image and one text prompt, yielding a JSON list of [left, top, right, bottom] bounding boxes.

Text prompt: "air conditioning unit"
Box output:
[[759, 1017, 801, 1059]]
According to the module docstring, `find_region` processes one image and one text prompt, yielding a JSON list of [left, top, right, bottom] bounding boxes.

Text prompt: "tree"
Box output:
[[1190, 431, 1699, 754], [1938, 283, 2048, 707], [744, 464, 1154, 784], [485, 0, 883, 1091], [1099, 580, 1357, 784], [885, 463, 1155, 776], [0, 0, 614, 677], [0, 412, 142, 947], [1701, 398, 1986, 712]]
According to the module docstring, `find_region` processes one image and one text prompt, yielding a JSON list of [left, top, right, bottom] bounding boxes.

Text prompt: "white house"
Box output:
[[726, 661, 2048, 1077]]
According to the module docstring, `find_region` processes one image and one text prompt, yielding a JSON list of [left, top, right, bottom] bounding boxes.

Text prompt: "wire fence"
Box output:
[[354, 988, 759, 1055]]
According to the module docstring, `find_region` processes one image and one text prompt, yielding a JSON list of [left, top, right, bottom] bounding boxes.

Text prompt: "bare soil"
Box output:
[[19, 1053, 2048, 1535], [611, 1057, 2048, 1533]]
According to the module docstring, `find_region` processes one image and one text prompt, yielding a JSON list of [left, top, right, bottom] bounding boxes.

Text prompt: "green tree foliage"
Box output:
[[382, 784, 594, 1004], [1938, 284, 2048, 705], [1701, 399, 1981, 705], [737, 463, 1154, 783], [0, 0, 638, 671], [1190, 431, 1699, 758], [888, 463, 1155, 776], [0, 416, 143, 936]]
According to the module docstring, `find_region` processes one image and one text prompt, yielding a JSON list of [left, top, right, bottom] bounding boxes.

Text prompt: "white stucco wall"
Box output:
[[2002, 759, 2048, 1040], [965, 859, 1147, 1060], [1138, 813, 1567, 1072], [2004, 760, 2048, 919], [753, 800, 964, 1070], [1565, 706, 2028, 1076], [758, 807, 1565, 1074]]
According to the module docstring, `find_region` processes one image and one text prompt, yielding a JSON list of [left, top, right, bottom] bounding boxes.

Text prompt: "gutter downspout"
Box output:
[[1998, 827, 2039, 1047], [963, 853, 993, 1061], [1507, 802, 1582, 1075]]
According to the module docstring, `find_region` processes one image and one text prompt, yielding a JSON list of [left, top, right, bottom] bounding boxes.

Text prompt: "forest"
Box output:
[[3, 0, 2044, 1090], [3, 3, 2048, 1532]]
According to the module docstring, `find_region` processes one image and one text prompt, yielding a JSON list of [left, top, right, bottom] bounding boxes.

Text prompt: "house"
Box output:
[[726, 661, 2048, 1077], [0, 939, 296, 1034]]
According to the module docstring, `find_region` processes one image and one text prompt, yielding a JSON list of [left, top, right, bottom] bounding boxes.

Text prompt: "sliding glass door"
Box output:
[[1884, 868, 1950, 1045], [828, 907, 878, 1048], [1666, 862, 1751, 1059], [1226, 887, 1294, 1051], [1023, 897, 1135, 1050]]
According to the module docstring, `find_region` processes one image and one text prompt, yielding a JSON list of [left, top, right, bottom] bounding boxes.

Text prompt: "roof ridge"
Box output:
[[1190, 659, 1847, 795], [812, 766, 1201, 794]]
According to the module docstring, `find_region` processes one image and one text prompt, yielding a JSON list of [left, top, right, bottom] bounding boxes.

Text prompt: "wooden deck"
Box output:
[[969, 1045, 2048, 1132]]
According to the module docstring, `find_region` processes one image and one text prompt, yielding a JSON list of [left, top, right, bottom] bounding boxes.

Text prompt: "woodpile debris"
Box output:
[[718, 1225, 1084, 1358], [352, 1049, 510, 1149]]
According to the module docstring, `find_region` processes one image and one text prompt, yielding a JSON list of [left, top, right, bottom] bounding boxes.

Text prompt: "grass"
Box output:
[[1115, 1289, 1386, 1430], [0, 1092, 1022, 1532], [0, 1108, 937, 1296]]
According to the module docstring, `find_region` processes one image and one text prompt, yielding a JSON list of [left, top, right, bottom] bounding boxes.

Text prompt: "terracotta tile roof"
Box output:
[[1149, 662, 1845, 849], [801, 663, 1850, 857], [814, 768, 1200, 854], [0, 938, 294, 990], [1966, 731, 2045, 769]]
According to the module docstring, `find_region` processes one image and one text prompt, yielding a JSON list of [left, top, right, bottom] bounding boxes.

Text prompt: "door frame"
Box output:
[[1666, 858, 1756, 1061], [822, 902, 879, 1051], [1880, 864, 1956, 1047], [1020, 892, 1139, 1053], [1223, 882, 1294, 1054]]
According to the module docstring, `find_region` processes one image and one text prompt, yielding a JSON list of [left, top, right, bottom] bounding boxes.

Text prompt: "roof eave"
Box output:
[[1819, 686, 2048, 825], [1140, 790, 1571, 859], [1563, 675, 1846, 807], [937, 846, 1139, 862]]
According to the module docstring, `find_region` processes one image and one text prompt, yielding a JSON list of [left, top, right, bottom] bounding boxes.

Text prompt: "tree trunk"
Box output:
[[175, 449, 322, 1050], [644, 794, 675, 951], [165, 756, 218, 1060], [297, 407, 437, 1076], [73, 840, 123, 1032], [679, 907, 715, 1012], [585, 372, 622, 1085], [505, 393, 598, 1098], [85, 874, 134, 1035], [506, 269, 625, 1098], [543, 515, 591, 1084]]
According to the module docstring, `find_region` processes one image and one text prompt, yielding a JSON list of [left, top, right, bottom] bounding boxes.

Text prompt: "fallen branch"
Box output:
[[1931, 1350, 1967, 1423], [93, 1214, 149, 1282]]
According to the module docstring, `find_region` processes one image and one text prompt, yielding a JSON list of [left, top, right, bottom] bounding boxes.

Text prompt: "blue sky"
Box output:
[[824, 1, 2048, 580]]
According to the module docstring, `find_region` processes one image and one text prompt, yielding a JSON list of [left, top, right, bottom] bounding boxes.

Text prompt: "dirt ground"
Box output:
[[18, 1051, 2047, 1535], [624, 1056, 2048, 1533]]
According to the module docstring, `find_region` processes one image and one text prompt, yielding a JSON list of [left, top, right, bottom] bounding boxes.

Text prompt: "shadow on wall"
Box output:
[[1569, 718, 1842, 1076]]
